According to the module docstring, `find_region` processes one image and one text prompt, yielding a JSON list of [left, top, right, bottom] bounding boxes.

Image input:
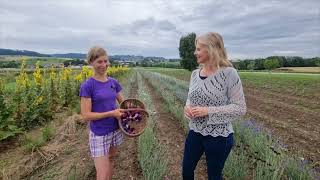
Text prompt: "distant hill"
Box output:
[[110, 55, 144, 61], [0, 48, 168, 61], [50, 53, 86, 59], [51, 54, 167, 62], [0, 48, 49, 57]]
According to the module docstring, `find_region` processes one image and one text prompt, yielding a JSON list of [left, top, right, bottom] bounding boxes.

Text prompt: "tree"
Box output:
[[179, 33, 198, 71], [315, 58, 320, 67], [0, 61, 20, 68], [247, 61, 255, 70], [238, 60, 251, 70], [254, 58, 265, 70], [141, 59, 151, 67], [232, 61, 240, 69], [263, 58, 280, 70], [286, 56, 304, 67]]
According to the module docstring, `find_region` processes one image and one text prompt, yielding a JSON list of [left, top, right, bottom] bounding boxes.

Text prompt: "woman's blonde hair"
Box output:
[[195, 32, 233, 68], [87, 46, 107, 64]]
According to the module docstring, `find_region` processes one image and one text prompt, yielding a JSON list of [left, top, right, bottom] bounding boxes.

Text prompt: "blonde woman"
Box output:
[[80, 46, 125, 180], [183, 32, 246, 180]]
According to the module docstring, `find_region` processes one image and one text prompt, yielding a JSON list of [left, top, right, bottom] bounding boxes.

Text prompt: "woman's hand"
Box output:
[[191, 107, 208, 118], [112, 109, 124, 120], [184, 105, 194, 119]]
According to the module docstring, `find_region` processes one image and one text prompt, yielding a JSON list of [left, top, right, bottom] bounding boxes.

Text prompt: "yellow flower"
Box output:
[[74, 73, 82, 81], [0, 78, 4, 94], [82, 66, 93, 79], [61, 66, 72, 81], [74, 66, 93, 82], [50, 65, 57, 80], [33, 61, 42, 87], [16, 60, 30, 92], [107, 66, 129, 77], [34, 95, 43, 105]]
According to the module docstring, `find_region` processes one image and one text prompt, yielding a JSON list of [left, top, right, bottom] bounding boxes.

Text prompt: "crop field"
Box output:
[[0, 66, 319, 179], [276, 67, 320, 73]]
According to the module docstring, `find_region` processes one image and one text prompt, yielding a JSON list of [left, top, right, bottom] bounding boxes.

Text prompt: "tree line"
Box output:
[[0, 61, 21, 68], [233, 56, 320, 70]]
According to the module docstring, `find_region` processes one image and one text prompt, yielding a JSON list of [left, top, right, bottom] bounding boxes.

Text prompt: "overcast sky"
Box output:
[[0, 0, 319, 59]]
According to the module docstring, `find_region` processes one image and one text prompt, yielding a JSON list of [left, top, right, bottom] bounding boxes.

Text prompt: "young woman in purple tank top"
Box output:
[[80, 46, 125, 180]]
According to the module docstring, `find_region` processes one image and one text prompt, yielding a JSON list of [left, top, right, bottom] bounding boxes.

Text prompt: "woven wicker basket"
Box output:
[[119, 99, 149, 137]]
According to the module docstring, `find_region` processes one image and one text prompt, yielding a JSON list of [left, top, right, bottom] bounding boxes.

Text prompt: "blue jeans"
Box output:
[[182, 130, 234, 180]]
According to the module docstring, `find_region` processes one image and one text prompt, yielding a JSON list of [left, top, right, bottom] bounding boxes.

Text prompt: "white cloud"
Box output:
[[0, 0, 319, 58]]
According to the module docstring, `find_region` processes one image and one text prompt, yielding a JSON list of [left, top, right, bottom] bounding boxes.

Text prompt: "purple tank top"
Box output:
[[79, 77, 122, 135]]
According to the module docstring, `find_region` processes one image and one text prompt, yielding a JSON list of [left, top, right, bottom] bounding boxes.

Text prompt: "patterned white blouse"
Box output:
[[186, 67, 247, 137]]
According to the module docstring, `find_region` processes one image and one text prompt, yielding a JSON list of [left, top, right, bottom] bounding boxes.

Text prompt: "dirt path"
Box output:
[[112, 71, 143, 180], [243, 85, 320, 111], [243, 86, 320, 170], [142, 74, 208, 179]]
